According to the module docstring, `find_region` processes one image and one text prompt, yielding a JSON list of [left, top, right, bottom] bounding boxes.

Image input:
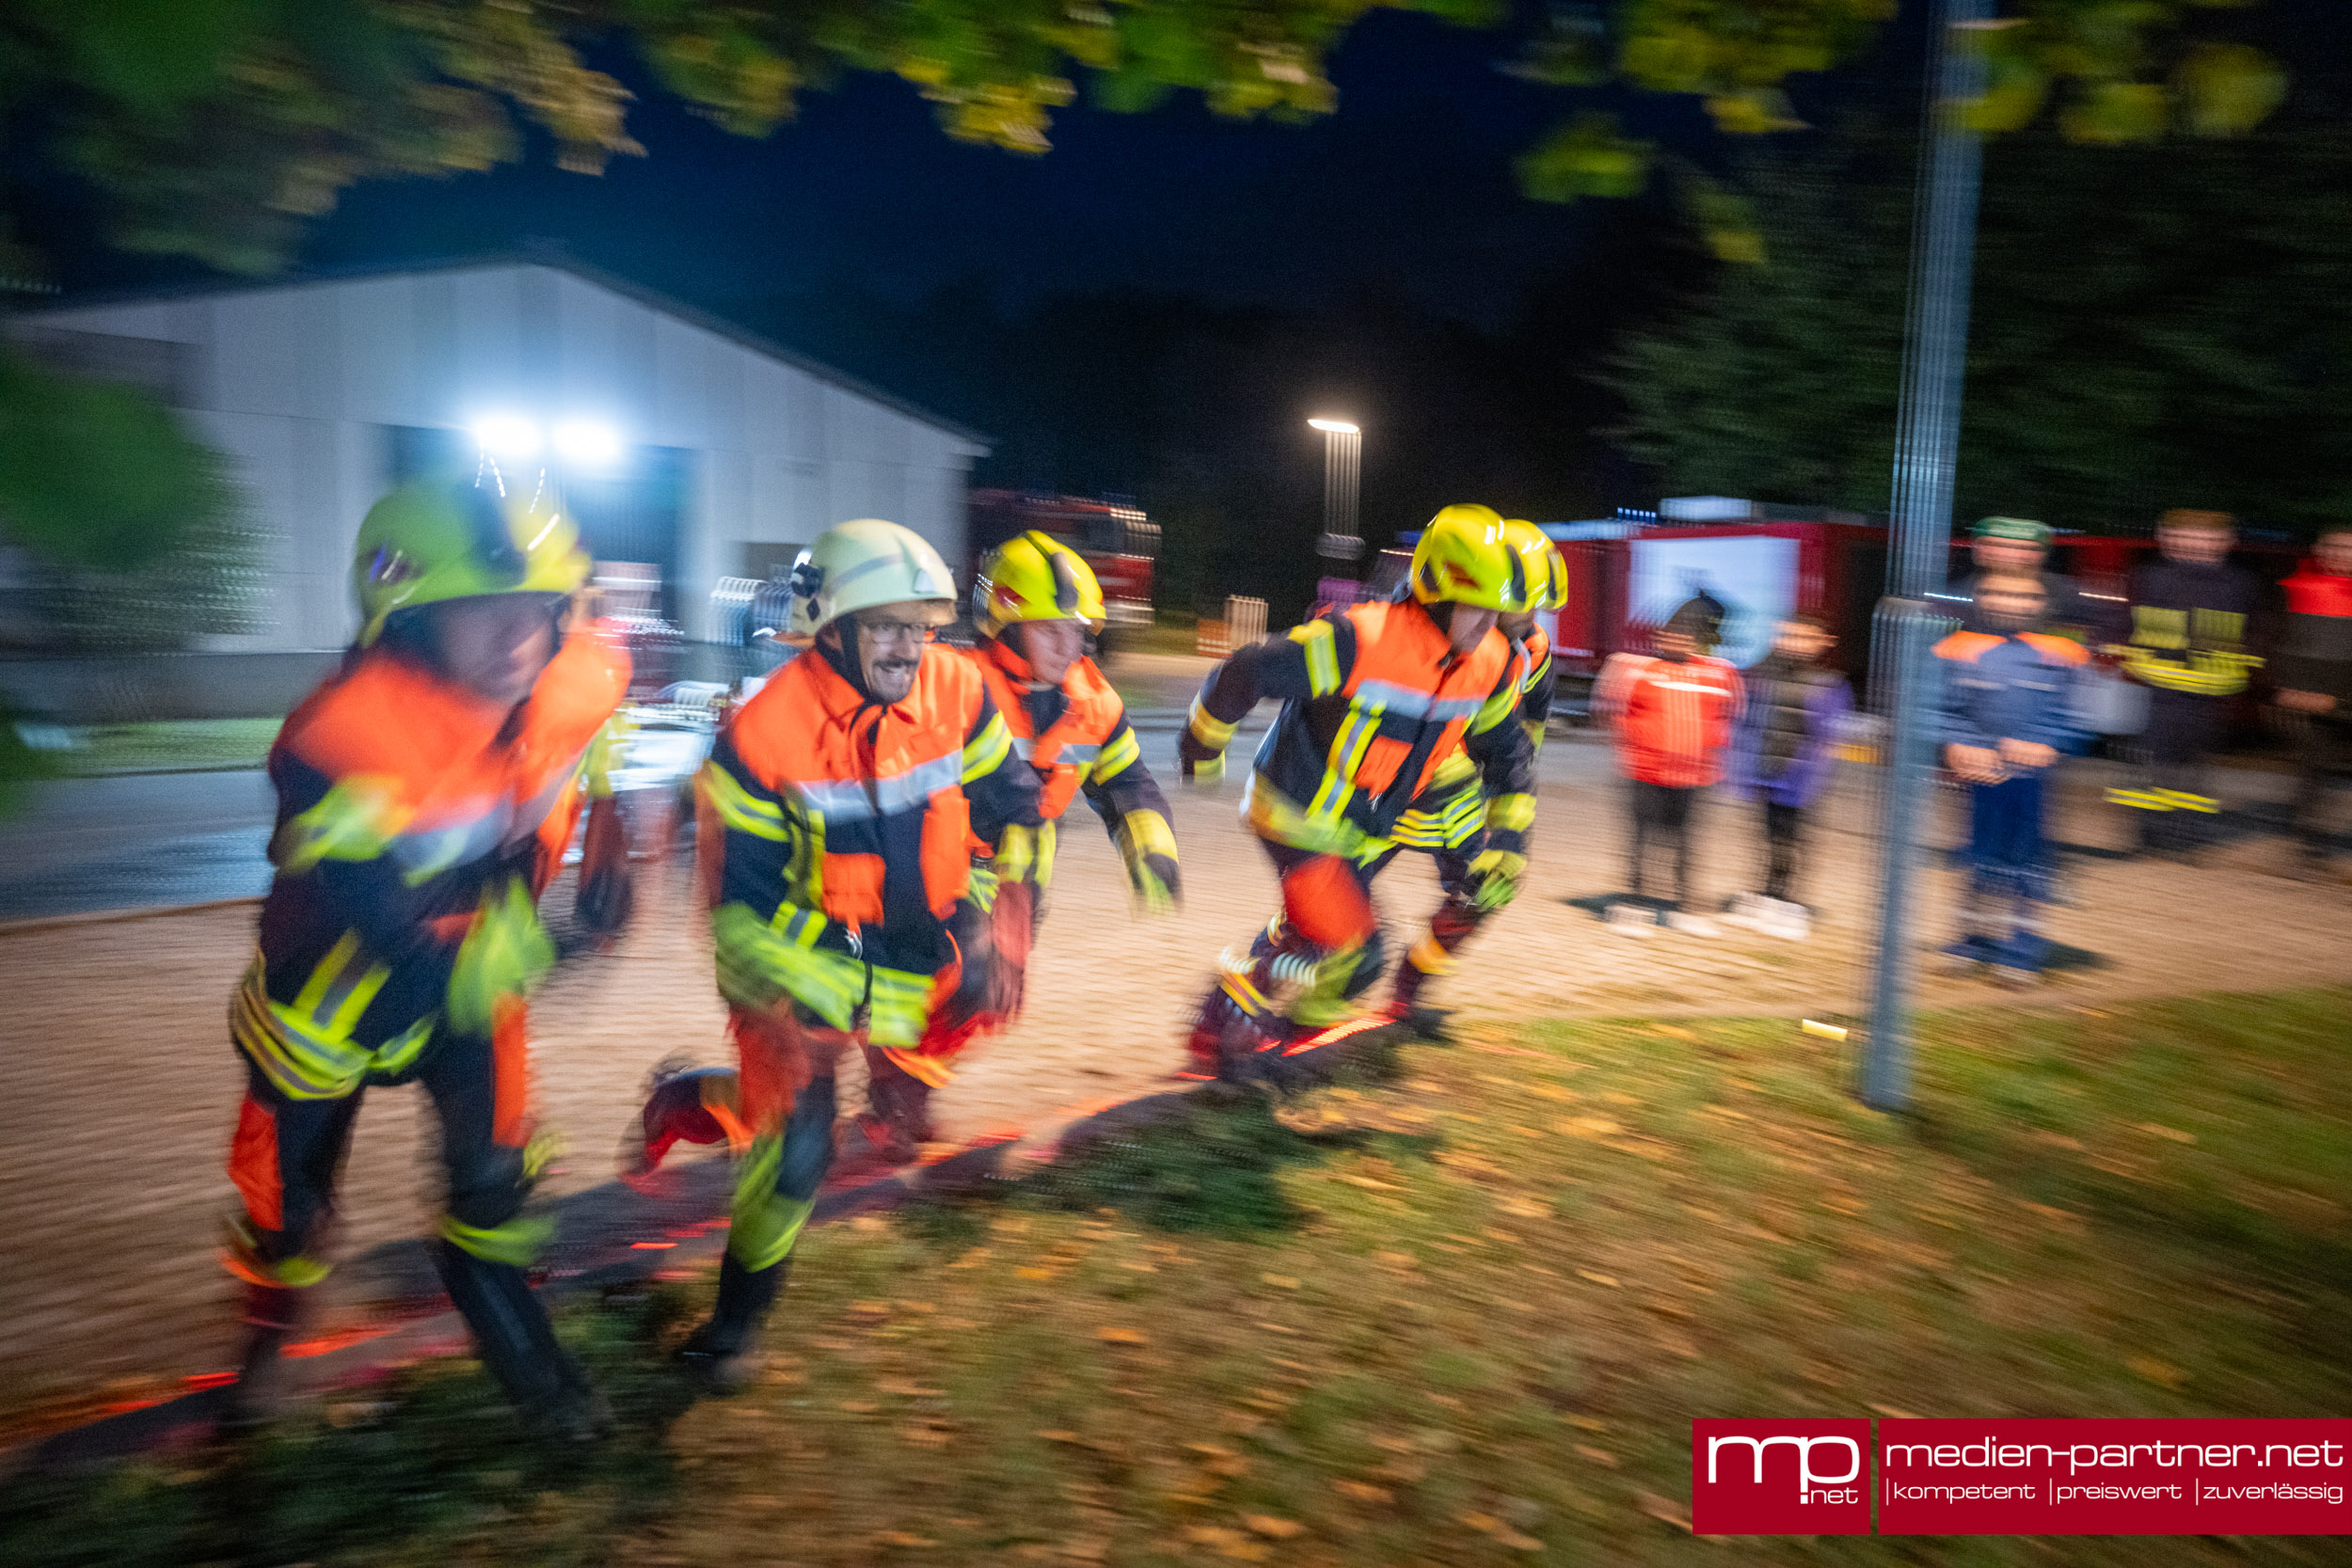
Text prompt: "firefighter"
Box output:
[[2106, 509, 2265, 855], [627, 530, 1182, 1171], [675, 518, 1042, 1392], [221, 476, 628, 1437], [1381, 519, 1562, 1033], [1177, 504, 1537, 1086], [854, 529, 1181, 1156]]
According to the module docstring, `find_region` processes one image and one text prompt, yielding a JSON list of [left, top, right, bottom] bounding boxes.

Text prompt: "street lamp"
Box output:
[[1308, 418, 1362, 563]]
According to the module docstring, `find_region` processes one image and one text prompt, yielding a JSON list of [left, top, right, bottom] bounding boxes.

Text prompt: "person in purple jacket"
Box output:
[[1728, 613, 1853, 936]]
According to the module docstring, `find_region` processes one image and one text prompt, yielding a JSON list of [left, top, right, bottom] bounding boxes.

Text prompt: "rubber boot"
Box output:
[[217, 1282, 306, 1432], [857, 1047, 935, 1166], [676, 1254, 787, 1396], [430, 1239, 610, 1443]]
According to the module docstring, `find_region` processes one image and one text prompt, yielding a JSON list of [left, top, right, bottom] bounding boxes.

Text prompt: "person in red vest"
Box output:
[[1593, 598, 1745, 933], [1177, 504, 1538, 1085], [672, 518, 1043, 1392], [2274, 526, 2352, 875], [221, 476, 628, 1438]]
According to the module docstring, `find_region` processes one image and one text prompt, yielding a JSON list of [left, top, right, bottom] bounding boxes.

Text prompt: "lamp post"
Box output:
[[1309, 418, 1362, 565], [1862, 0, 1993, 1112]]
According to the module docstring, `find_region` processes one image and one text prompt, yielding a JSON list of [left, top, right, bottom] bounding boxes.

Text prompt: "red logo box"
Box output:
[[1692, 1419, 1874, 1535], [1879, 1418, 2352, 1535]]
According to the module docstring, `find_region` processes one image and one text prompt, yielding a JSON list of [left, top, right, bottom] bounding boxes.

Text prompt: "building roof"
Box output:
[[19, 245, 993, 449]]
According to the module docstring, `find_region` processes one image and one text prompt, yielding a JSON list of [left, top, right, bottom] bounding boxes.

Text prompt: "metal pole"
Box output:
[[1863, 0, 1991, 1111]]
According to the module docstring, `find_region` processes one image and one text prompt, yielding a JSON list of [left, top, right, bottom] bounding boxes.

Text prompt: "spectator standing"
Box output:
[[2108, 510, 2265, 857], [1955, 515, 2124, 644], [2273, 526, 2352, 876], [1594, 598, 1744, 934], [1935, 574, 2091, 988], [1726, 613, 1853, 938]]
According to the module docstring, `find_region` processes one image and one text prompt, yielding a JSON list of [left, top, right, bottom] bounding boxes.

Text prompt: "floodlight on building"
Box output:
[[1307, 418, 1359, 435], [471, 414, 541, 462], [553, 418, 624, 467]]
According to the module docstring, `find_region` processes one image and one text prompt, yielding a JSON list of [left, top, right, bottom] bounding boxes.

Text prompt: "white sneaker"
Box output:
[[1725, 893, 1763, 926], [1605, 902, 1657, 936], [1760, 898, 1811, 941], [1666, 912, 1719, 938]]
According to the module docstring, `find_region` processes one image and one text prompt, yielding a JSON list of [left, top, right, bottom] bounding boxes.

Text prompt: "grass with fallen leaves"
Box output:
[[4, 988, 2347, 1566]]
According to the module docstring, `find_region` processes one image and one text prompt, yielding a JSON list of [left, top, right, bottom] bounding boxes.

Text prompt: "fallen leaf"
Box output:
[[1242, 1513, 1306, 1539], [839, 1401, 878, 1413], [1578, 1270, 1620, 1288], [1184, 1442, 1239, 1457], [1869, 1404, 1919, 1420], [2137, 1122, 2197, 1145], [1183, 1525, 1268, 1560], [1496, 1527, 1544, 1551], [1497, 1196, 1549, 1219], [1559, 1117, 1623, 1138], [1573, 1444, 1619, 1467], [2128, 1356, 2187, 1389], [1096, 1326, 1149, 1344], [1651, 1024, 1698, 1040], [877, 1529, 939, 1547], [1459, 1511, 1503, 1533], [1261, 1273, 1301, 1290], [1016, 1266, 1056, 1281], [1333, 1480, 1394, 1504], [1602, 1091, 1641, 1105], [1035, 1429, 1080, 1443], [1565, 1416, 1607, 1432], [1636, 1490, 1692, 1531]]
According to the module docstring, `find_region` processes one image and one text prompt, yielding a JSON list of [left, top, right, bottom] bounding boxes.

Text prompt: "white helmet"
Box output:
[[787, 518, 958, 637]]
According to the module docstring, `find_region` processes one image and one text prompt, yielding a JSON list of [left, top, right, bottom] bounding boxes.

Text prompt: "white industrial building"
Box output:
[[11, 254, 989, 647]]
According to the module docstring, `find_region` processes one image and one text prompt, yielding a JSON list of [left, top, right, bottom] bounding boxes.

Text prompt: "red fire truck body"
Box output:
[[967, 489, 1162, 631]]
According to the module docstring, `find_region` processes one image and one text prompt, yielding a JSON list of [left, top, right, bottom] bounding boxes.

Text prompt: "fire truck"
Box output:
[[967, 489, 1161, 638]]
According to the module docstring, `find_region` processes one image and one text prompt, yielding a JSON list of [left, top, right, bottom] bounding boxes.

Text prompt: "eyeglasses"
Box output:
[[858, 618, 937, 647]]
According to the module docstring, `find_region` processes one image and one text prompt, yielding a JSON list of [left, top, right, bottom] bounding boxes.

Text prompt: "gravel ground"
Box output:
[[0, 719, 2345, 1425]]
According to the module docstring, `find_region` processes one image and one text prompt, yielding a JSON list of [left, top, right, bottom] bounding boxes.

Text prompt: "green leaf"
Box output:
[[2174, 42, 2285, 136], [1517, 111, 1652, 203], [2062, 80, 2171, 145]]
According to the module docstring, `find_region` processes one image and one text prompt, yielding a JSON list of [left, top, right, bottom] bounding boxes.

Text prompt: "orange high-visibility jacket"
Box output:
[[1184, 598, 1535, 855], [701, 643, 1042, 985], [246, 625, 629, 1075]]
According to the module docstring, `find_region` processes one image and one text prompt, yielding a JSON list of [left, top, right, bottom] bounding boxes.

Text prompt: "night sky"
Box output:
[[234, 10, 1692, 331]]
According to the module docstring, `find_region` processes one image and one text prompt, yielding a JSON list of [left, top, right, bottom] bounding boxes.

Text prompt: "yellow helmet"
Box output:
[[972, 530, 1107, 638], [1408, 503, 1535, 613], [1501, 519, 1568, 610], [352, 478, 590, 647]]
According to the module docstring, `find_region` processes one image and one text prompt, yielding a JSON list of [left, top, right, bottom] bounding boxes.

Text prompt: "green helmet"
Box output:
[[1972, 515, 2052, 546], [352, 478, 591, 646]]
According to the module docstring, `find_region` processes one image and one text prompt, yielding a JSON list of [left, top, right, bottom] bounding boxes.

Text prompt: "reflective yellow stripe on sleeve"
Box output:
[[1469, 678, 1520, 734], [1288, 620, 1343, 697], [1091, 726, 1141, 783], [961, 711, 1012, 783], [700, 759, 789, 841], [1486, 792, 1536, 832], [1187, 697, 1237, 752]]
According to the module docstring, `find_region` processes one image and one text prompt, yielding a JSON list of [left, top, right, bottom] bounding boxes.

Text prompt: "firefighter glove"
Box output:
[[447, 876, 556, 1036], [1177, 729, 1225, 788], [1116, 809, 1182, 914], [1464, 849, 1527, 913], [965, 859, 1001, 913], [993, 822, 1042, 885]]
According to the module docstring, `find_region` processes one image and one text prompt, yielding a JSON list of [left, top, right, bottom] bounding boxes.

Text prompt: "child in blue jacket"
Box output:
[[1935, 573, 2090, 986]]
